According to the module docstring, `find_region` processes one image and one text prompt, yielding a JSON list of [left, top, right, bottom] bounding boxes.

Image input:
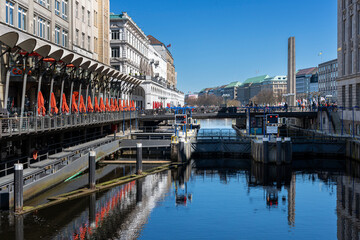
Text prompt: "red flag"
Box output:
[[167, 44, 171, 48]]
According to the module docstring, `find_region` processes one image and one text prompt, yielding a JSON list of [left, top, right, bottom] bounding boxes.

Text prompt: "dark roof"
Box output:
[[148, 35, 163, 45], [296, 67, 318, 76]]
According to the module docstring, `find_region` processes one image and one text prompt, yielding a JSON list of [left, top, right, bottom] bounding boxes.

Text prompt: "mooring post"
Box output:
[[136, 178, 143, 203], [136, 143, 143, 174], [276, 137, 282, 165], [15, 215, 24, 240], [14, 163, 23, 213], [263, 137, 269, 164], [284, 137, 292, 164], [89, 151, 96, 189]]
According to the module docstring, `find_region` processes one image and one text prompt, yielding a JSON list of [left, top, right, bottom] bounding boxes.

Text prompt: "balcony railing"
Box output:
[[0, 111, 138, 138]]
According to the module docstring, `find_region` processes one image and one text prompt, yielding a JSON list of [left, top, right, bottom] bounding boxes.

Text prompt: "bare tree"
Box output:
[[185, 94, 223, 106]]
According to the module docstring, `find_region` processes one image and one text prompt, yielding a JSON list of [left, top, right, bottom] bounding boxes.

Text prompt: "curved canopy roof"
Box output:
[[0, 25, 145, 87]]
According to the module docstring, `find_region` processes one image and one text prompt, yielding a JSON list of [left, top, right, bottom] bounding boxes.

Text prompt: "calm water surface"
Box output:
[[0, 119, 357, 239]]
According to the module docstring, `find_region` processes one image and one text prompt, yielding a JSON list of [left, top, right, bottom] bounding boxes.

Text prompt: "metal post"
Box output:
[[69, 81, 74, 113], [3, 69, 11, 111], [263, 137, 269, 164], [14, 163, 23, 213], [48, 76, 55, 112], [85, 84, 89, 111], [276, 137, 282, 165], [130, 110, 132, 134], [89, 151, 96, 189], [59, 79, 65, 114], [136, 143, 142, 174], [20, 74, 28, 128], [136, 179, 143, 203], [123, 111, 125, 134], [77, 83, 82, 107]]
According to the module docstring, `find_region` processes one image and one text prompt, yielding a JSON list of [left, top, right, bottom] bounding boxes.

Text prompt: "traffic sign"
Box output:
[[266, 126, 278, 134]]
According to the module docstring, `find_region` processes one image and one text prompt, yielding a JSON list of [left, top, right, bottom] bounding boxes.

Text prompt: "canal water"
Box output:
[[0, 119, 358, 239]]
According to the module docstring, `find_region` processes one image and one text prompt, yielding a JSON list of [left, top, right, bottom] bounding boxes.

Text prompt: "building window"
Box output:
[[94, 37, 98, 53], [5, 1, 14, 26], [55, 0, 60, 16], [343, 20, 346, 43], [350, 15, 353, 39], [37, 0, 50, 9], [82, 33, 85, 48], [349, 84, 353, 108], [112, 30, 120, 40], [34, 15, 50, 40], [75, 2, 79, 18], [87, 11, 91, 26], [82, 7, 85, 22], [350, 51, 353, 74], [75, 29, 79, 46], [87, 36, 90, 51], [94, 11, 98, 27], [62, 29, 68, 47], [342, 86, 346, 107], [112, 65, 120, 71], [112, 47, 120, 58], [18, 7, 27, 30], [55, 26, 60, 44], [62, 0, 68, 20], [343, 53, 346, 76]]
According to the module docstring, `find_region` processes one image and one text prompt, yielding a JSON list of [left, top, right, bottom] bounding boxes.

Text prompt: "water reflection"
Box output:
[[3, 159, 360, 239]]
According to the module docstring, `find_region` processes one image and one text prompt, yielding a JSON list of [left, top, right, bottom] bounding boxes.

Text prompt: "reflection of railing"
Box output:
[[196, 128, 248, 142], [0, 111, 138, 138]]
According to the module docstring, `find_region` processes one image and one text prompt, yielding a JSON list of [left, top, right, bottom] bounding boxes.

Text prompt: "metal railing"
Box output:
[[0, 111, 138, 138]]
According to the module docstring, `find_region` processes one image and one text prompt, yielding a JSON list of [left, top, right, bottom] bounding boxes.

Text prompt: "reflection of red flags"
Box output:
[[11, 99, 14, 108], [61, 93, 69, 113], [72, 94, 78, 113], [105, 98, 111, 112], [119, 99, 123, 111], [38, 91, 46, 116], [131, 100, 135, 111], [79, 95, 86, 113], [99, 97, 105, 112], [87, 96, 93, 112], [50, 92, 58, 114], [94, 96, 100, 112]]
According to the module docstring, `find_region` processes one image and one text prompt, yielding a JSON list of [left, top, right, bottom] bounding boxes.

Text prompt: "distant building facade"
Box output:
[[148, 35, 176, 88], [261, 76, 287, 99], [224, 81, 242, 100], [318, 59, 338, 101], [110, 12, 151, 75], [237, 75, 269, 104], [296, 67, 318, 96]]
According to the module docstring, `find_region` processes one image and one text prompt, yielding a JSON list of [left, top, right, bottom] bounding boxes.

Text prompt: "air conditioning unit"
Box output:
[[150, 59, 154, 64], [154, 60, 159, 66]]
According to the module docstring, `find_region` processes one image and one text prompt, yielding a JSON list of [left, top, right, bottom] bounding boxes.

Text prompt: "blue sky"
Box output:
[[110, 0, 337, 93]]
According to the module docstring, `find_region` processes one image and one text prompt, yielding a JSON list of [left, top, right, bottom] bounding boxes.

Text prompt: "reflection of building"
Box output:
[[318, 59, 338, 101], [337, 176, 360, 239]]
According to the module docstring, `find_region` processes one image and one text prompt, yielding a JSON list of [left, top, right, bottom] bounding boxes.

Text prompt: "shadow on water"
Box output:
[[2, 157, 360, 239]]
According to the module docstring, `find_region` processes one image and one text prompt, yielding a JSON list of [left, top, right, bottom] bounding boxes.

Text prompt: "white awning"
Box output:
[[71, 55, 83, 67], [0, 30, 18, 48], [60, 50, 74, 64], [48, 46, 64, 61], [33, 39, 51, 57]]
